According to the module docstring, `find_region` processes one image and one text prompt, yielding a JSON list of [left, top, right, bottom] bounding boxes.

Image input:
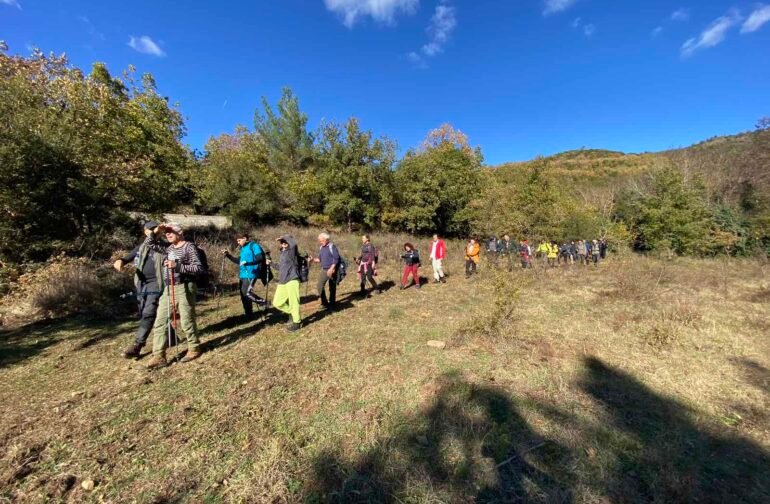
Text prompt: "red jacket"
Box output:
[[430, 239, 447, 260]]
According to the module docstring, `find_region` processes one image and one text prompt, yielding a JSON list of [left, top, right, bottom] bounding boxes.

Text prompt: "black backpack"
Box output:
[[330, 243, 348, 284], [295, 249, 310, 283], [193, 244, 210, 291], [257, 248, 274, 286]]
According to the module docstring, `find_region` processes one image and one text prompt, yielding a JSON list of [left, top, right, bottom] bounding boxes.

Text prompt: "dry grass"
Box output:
[[1, 229, 769, 503]]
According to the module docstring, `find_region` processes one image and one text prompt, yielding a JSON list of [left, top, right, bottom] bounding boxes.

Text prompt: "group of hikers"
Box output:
[[114, 222, 608, 369], [477, 235, 609, 271]]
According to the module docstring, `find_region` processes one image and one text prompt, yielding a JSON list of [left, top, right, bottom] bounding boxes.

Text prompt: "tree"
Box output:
[[195, 127, 281, 225], [254, 87, 314, 176], [386, 124, 483, 235], [615, 167, 715, 255], [315, 118, 396, 231], [0, 47, 191, 263]]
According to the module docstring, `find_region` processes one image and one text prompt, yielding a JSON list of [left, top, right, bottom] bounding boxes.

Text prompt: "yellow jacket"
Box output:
[[547, 244, 558, 259], [465, 243, 480, 263]]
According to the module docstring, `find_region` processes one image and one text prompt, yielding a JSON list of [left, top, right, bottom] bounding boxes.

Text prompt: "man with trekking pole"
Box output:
[[222, 232, 267, 320], [144, 223, 205, 369], [114, 220, 169, 359]]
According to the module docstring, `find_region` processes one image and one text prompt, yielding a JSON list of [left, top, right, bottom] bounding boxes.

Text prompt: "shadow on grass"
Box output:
[[304, 359, 770, 503], [730, 357, 769, 395], [579, 356, 770, 503], [0, 315, 134, 368]]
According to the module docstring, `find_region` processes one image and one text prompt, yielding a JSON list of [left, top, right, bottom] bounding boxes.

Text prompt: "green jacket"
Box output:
[[135, 242, 165, 291]]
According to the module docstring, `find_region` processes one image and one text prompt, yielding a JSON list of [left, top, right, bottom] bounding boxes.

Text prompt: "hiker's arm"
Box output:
[[223, 252, 239, 265], [242, 250, 262, 267], [143, 235, 168, 254], [115, 245, 140, 270], [176, 244, 203, 275]]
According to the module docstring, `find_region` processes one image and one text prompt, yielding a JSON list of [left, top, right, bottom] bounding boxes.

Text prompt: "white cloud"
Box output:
[[572, 17, 581, 28], [77, 15, 105, 41], [681, 11, 742, 58], [583, 23, 595, 37], [421, 3, 456, 56], [543, 0, 578, 16], [741, 4, 770, 33], [324, 0, 418, 28], [1, 0, 21, 9], [128, 35, 166, 57], [671, 8, 690, 22], [651, 26, 663, 37]]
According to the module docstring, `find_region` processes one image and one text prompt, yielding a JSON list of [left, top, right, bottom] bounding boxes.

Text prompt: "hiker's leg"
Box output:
[[328, 277, 337, 305], [366, 268, 378, 289], [152, 288, 170, 356], [286, 280, 301, 323], [317, 271, 328, 305], [239, 279, 253, 316], [401, 266, 410, 286], [178, 283, 200, 351], [136, 291, 160, 347], [272, 283, 289, 314], [413, 265, 420, 286], [465, 260, 471, 277]]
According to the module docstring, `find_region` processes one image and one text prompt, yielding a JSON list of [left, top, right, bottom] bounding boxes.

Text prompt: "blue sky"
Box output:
[[2, 0, 769, 164]]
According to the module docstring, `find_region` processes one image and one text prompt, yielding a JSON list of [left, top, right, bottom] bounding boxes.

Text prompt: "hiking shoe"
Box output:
[[400, 284, 405, 290], [122, 344, 142, 359], [287, 322, 301, 332], [440, 277, 447, 283], [146, 354, 168, 370], [180, 350, 202, 363]]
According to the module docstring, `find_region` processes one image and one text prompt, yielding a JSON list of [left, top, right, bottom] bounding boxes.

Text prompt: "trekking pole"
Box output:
[[169, 267, 179, 361], [166, 272, 172, 360], [261, 275, 270, 323], [217, 254, 226, 308]]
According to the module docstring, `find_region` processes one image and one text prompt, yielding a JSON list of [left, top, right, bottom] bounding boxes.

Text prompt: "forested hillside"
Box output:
[[2, 46, 769, 279]]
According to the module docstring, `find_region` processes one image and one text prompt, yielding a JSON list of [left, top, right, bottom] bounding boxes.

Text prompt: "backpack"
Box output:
[[297, 251, 310, 283], [257, 246, 273, 286], [192, 244, 210, 291], [330, 243, 348, 284]]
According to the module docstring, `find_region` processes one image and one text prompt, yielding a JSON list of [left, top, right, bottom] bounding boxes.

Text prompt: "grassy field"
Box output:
[[1, 229, 769, 503]]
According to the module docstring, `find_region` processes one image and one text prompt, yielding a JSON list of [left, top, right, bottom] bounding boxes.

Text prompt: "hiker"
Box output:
[[312, 232, 339, 310], [356, 235, 381, 296], [497, 234, 514, 271], [536, 241, 550, 266], [547, 241, 559, 267], [222, 233, 265, 319], [271, 235, 302, 332], [592, 239, 601, 264], [599, 239, 608, 259], [145, 223, 205, 369], [585, 239, 593, 264], [519, 239, 532, 269], [486, 235, 499, 265], [429, 233, 447, 284], [114, 220, 168, 359], [400, 242, 421, 289], [559, 242, 572, 265], [569, 240, 578, 264], [576, 239, 587, 265], [465, 238, 481, 278]]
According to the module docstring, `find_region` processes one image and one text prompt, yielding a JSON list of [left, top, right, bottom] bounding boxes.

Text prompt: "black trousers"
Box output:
[[135, 282, 162, 347], [360, 268, 378, 291], [317, 270, 337, 306], [240, 278, 266, 316], [465, 260, 478, 276]]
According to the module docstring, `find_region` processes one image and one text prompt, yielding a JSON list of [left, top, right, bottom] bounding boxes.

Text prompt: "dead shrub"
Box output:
[[643, 320, 681, 349], [662, 302, 702, 328]]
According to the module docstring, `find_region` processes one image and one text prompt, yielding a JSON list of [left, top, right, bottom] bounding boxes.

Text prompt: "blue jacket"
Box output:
[[239, 241, 263, 279], [318, 242, 340, 269]]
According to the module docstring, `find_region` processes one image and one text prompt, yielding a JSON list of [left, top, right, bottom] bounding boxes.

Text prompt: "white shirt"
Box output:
[[430, 240, 438, 260]]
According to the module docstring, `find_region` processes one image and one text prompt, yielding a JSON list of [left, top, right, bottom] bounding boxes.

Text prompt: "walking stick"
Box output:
[[217, 254, 226, 310], [169, 267, 179, 361], [166, 271, 172, 358]]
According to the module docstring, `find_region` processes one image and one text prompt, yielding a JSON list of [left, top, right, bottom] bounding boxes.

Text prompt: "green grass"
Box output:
[[1, 241, 769, 503]]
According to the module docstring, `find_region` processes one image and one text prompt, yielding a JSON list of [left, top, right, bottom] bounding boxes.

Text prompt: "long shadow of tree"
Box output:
[[579, 356, 770, 503], [305, 371, 575, 503]]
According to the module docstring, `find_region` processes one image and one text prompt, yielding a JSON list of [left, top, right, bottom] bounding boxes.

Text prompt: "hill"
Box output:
[[1, 227, 769, 503]]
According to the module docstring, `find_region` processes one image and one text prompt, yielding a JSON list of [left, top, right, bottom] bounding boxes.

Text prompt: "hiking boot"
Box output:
[[287, 322, 301, 332], [122, 344, 142, 359], [180, 350, 202, 363], [146, 354, 167, 370], [400, 284, 405, 290], [440, 277, 447, 283]]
